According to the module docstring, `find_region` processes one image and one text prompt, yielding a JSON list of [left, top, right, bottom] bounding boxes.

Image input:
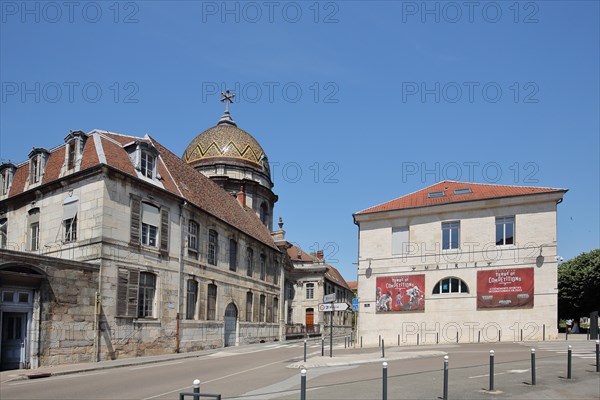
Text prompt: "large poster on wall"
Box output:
[[477, 268, 534, 309], [375, 274, 425, 312]]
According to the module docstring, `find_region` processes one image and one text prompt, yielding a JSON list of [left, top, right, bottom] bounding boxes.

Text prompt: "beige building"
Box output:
[[353, 181, 567, 346], [0, 114, 285, 369]]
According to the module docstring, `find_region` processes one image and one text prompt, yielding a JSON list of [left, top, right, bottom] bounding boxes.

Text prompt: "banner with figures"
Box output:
[[477, 268, 534, 309], [375, 274, 425, 312]]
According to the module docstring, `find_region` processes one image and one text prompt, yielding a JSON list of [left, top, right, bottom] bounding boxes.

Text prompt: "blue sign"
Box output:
[[352, 304, 359, 311], [352, 298, 359, 306]]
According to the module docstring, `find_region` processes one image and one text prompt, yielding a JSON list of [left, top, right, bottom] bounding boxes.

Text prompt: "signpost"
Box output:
[[324, 293, 336, 303], [323, 294, 336, 358], [318, 303, 349, 312]]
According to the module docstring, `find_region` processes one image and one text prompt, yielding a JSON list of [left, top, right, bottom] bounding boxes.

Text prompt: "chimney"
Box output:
[[236, 185, 246, 208], [316, 250, 324, 261]]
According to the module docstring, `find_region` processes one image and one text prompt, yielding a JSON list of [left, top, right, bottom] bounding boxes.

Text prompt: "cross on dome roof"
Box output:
[[218, 89, 237, 126]]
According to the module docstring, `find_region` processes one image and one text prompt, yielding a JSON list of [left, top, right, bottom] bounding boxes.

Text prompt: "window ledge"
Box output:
[[133, 318, 161, 325]]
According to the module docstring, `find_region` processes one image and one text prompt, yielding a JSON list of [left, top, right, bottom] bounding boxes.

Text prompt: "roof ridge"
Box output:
[[355, 181, 442, 214]]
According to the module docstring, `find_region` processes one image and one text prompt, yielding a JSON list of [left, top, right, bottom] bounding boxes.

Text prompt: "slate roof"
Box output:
[[3, 130, 278, 250], [356, 180, 567, 215]]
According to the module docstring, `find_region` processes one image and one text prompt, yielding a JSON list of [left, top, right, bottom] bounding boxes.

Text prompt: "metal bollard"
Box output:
[[567, 345, 572, 379], [304, 339, 307, 362], [379, 335, 381, 348], [382, 361, 388, 400], [398, 334, 400, 346], [489, 350, 495, 391], [193, 379, 200, 395], [596, 340, 599, 373], [543, 324, 546, 341], [300, 369, 307, 400], [456, 331, 459, 343], [531, 348, 536, 385], [437, 332, 439, 344], [498, 330, 501, 342], [321, 337, 324, 357], [417, 333, 420, 346], [345, 337, 347, 349], [478, 331, 481, 343], [443, 355, 449, 400], [361, 336, 363, 348], [382, 339, 385, 358], [520, 329, 523, 342]]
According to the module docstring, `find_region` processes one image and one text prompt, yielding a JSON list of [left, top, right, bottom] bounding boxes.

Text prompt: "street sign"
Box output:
[[323, 293, 336, 303], [352, 298, 359, 306], [352, 304, 359, 311], [318, 303, 348, 312]]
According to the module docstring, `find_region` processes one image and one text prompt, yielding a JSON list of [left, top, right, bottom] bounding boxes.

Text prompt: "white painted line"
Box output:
[[142, 359, 284, 400], [130, 361, 184, 370], [8, 371, 107, 386], [468, 372, 505, 379]]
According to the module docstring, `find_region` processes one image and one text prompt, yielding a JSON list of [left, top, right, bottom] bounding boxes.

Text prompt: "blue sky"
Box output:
[[1, 1, 598, 281]]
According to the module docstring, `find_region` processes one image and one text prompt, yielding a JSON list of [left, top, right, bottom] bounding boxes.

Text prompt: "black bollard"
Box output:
[[345, 337, 347, 349], [456, 331, 459, 343], [361, 336, 363, 348], [304, 339, 307, 362], [489, 350, 495, 391], [193, 379, 200, 395], [596, 340, 599, 373], [567, 345, 572, 379], [382, 339, 385, 358], [478, 331, 481, 343], [300, 369, 307, 400], [498, 330, 501, 342], [398, 334, 400, 346], [379, 335, 381, 348], [321, 337, 324, 356], [531, 348, 536, 385], [543, 324, 546, 341], [437, 332, 439, 344], [382, 362, 388, 400], [443, 355, 449, 400], [520, 329, 523, 342], [417, 333, 420, 346]]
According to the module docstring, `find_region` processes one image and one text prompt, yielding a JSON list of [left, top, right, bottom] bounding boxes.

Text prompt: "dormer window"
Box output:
[[63, 130, 87, 172], [0, 163, 16, 196], [28, 148, 49, 185], [126, 141, 160, 181], [141, 151, 156, 178]]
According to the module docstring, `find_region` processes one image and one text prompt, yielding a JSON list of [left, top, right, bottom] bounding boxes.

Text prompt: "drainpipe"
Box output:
[[175, 201, 187, 353]]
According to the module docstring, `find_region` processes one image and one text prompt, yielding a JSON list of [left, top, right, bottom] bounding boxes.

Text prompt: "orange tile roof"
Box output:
[[347, 281, 358, 290], [356, 181, 567, 215], [287, 245, 317, 262], [287, 244, 351, 290]]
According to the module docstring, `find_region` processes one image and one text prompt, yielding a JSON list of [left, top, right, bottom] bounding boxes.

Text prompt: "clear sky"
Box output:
[[1, 1, 599, 282]]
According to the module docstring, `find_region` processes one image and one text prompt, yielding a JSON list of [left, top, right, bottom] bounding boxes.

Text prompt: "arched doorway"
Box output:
[[224, 303, 238, 347]]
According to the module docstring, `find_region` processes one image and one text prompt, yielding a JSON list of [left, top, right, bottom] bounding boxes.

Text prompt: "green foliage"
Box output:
[[558, 248, 600, 319]]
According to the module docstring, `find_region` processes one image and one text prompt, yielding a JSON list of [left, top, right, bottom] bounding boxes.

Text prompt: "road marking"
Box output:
[[142, 359, 284, 400], [468, 372, 505, 379], [8, 371, 107, 386], [130, 361, 184, 370]]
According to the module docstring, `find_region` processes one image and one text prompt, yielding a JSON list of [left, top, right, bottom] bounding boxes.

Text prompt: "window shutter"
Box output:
[[160, 209, 169, 253], [127, 269, 140, 317], [130, 196, 141, 244], [117, 268, 129, 316]]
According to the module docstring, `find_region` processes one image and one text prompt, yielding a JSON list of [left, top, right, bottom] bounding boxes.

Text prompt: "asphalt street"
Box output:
[[1, 339, 598, 399]]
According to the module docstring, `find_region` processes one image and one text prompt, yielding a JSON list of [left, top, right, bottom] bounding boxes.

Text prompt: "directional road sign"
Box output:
[[323, 293, 336, 303], [318, 303, 349, 312]]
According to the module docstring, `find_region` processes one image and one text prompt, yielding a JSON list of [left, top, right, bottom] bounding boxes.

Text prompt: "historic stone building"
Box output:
[[0, 113, 285, 368], [353, 181, 567, 346]]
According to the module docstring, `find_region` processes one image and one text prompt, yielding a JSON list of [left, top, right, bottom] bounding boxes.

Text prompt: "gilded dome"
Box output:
[[183, 115, 270, 176]]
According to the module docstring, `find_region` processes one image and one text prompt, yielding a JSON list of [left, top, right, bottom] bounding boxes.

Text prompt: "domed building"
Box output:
[[182, 96, 277, 231]]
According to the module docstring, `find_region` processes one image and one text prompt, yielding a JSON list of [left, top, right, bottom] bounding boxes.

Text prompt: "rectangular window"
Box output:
[[188, 220, 199, 252], [229, 239, 237, 271], [306, 283, 314, 299], [31, 156, 41, 183], [273, 297, 279, 323], [140, 151, 155, 179], [186, 280, 198, 320], [246, 247, 254, 277], [392, 226, 409, 255], [0, 218, 7, 249], [496, 216, 515, 246], [138, 272, 156, 318], [30, 222, 39, 251], [141, 203, 160, 247], [260, 254, 266, 280], [64, 217, 77, 243], [259, 294, 266, 322], [1, 169, 12, 195], [285, 282, 294, 300], [67, 141, 76, 170], [207, 284, 217, 320], [208, 230, 218, 265], [442, 221, 460, 250], [246, 292, 253, 322]]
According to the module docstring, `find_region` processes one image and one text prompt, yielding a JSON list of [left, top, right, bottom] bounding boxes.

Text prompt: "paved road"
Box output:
[[1, 339, 598, 399]]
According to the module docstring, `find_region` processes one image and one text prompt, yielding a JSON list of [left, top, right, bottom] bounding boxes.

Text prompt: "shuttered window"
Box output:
[[207, 284, 217, 320], [117, 268, 140, 317], [246, 292, 253, 322], [160, 208, 169, 252], [130, 196, 169, 252], [130, 196, 141, 244]]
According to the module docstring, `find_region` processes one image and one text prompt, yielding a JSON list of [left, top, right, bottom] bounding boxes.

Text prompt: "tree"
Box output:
[[558, 249, 600, 320]]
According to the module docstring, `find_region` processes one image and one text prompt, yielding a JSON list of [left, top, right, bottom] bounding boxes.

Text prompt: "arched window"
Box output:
[[432, 277, 469, 294]]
